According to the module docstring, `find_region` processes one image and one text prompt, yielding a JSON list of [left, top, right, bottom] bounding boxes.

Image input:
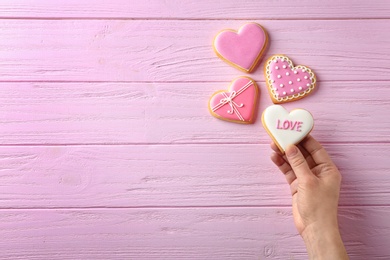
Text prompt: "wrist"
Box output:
[[302, 223, 348, 260]]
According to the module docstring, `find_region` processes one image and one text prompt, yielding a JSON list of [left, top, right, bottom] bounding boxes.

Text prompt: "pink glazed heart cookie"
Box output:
[[265, 55, 316, 103], [209, 77, 259, 124], [213, 23, 269, 73], [262, 105, 314, 153]]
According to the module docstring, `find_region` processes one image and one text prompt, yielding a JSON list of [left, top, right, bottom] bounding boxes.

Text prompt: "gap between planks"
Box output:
[[0, 141, 388, 147], [0, 80, 389, 83], [1, 17, 390, 21], [0, 204, 390, 211], [1, 0, 389, 20]]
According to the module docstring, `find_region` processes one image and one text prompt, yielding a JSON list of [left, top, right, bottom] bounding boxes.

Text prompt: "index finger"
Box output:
[[300, 135, 332, 165]]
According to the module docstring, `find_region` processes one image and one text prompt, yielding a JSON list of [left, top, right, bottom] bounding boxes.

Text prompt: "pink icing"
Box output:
[[209, 77, 258, 123], [265, 55, 316, 102], [214, 23, 267, 72]]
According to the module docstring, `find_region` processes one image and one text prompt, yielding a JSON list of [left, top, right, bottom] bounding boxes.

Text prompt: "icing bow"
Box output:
[[214, 91, 245, 121]]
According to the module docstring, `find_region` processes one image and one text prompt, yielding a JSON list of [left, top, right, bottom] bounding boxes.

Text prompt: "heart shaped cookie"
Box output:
[[213, 23, 269, 73], [262, 105, 314, 153], [264, 55, 316, 103], [209, 77, 259, 124]]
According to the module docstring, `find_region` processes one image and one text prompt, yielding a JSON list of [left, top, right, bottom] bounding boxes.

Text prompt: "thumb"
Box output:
[[285, 145, 313, 181]]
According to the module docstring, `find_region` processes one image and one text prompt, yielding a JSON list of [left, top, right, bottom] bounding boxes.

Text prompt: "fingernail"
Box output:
[[286, 145, 298, 157]]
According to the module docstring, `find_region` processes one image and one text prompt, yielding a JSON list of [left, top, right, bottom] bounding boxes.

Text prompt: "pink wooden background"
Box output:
[[0, 1, 390, 259]]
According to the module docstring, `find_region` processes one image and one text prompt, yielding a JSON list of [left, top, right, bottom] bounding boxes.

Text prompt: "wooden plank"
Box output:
[[0, 81, 388, 145], [0, 207, 388, 259], [0, 144, 388, 208], [0, 0, 389, 19], [0, 20, 389, 82]]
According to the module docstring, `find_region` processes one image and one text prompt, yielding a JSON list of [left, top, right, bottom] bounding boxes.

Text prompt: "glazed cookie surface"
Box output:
[[213, 23, 268, 73], [209, 77, 259, 124], [264, 55, 316, 103], [262, 105, 314, 153]]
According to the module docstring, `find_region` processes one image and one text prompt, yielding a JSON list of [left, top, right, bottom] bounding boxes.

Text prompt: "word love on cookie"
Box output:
[[276, 119, 303, 132], [213, 23, 269, 73], [264, 55, 316, 104], [262, 105, 314, 153], [208, 77, 259, 124]]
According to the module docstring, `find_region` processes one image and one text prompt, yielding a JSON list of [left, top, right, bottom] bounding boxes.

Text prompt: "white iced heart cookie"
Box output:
[[262, 105, 314, 153]]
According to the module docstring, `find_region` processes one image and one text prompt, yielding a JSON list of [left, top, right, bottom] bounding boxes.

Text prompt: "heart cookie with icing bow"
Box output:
[[265, 55, 316, 103], [213, 23, 269, 73], [209, 77, 259, 124], [262, 105, 314, 153]]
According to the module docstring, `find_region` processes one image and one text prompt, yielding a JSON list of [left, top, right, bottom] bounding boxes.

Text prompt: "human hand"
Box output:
[[270, 135, 348, 259]]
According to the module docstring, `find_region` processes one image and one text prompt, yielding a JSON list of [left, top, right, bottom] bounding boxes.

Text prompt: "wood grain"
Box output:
[[0, 0, 389, 19], [1, 0, 389, 258], [0, 20, 389, 82], [0, 144, 388, 208], [0, 81, 388, 145], [0, 207, 388, 259]]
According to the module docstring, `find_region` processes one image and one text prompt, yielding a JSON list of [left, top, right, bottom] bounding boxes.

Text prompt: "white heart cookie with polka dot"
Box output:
[[264, 55, 316, 104], [262, 105, 314, 153]]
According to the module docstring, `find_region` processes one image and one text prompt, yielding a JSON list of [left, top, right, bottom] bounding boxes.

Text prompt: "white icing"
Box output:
[[304, 76, 308, 79], [282, 91, 286, 95], [289, 81, 292, 84], [294, 71, 298, 74], [298, 86, 302, 90], [275, 66, 279, 70], [306, 83, 310, 87], [297, 78, 301, 82], [283, 65, 287, 69], [277, 75, 281, 78], [290, 89, 294, 92], [280, 84, 284, 87], [262, 105, 314, 152], [286, 72, 290, 76]]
